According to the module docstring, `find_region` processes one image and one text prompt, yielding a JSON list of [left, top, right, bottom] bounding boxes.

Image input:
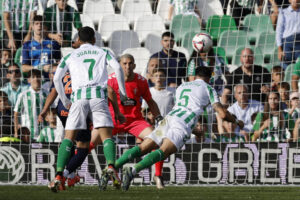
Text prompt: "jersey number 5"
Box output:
[[178, 89, 191, 107], [84, 59, 96, 80]]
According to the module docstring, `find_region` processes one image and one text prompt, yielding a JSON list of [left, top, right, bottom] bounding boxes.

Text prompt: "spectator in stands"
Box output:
[[276, 0, 300, 69], [252, 91, 296, 142], [188, 48, 228, 96], [146, 57, 163, 87], [221, 48, 271, 105], [270, 65, 284, 91], [2, 0, 38, 50], [151, 32, 187, 87], [167, 0, 203, 26], [291, 59, 300, 91], [44, 0, 82, 47], [0, 49, 12, 87], [142, 108, 155, 126], [14, 69, 47, 141], [287, 91, 300, 121], [37, 107, 57, 142], [22, 15, 61, 78], [0, 63, 29, 107], [142, 69, 175, 117], [229, 0, 263, 26], [0, 91, 13, 138], [190, 116, 210, 143], [221, 84, 263, 142], [278, 82, 290, 109], [42, 64, 58, 93]]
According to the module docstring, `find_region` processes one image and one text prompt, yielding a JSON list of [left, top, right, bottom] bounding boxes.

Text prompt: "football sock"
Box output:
[[134, 149, 165, 174], [103, 138, 116, 166], [68, 172, 75, 179], [66, 148, 89, 173], [63, 169, 69, 178], [56, 139, 73, 172], [115, 146, 141, 169], [155, 160, 164, 177]]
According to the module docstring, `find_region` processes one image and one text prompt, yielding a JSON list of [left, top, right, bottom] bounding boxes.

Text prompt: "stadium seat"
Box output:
[[98, 14, 130, 43], [243, 14, 274, 43], [217, 30, 250, 61], [263, 63, 274, 72], [231, 46, 264, 66], [173, 46, 190, 61], [269, 48, 281, 65], [72, 32, 104, 47], [80, 14, 95, 29], [156, 0, 172, 23], [255, 31, 276, 61], [120, 0, 153, 26], [83, 0, 115, 25], [122, 47, 151, 76], [213, 47, 228, 65], [170, 14, 202, 43], [134, 14, 166, 43], [109, 30, 140, 56], [205, 15, 237, 43], [181, 30, 209, 55], [47, 0, 78, 10], [284, 64, 296, 86], [144, 33, 162, 55]]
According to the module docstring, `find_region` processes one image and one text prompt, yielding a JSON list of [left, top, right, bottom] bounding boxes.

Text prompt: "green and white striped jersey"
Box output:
[[3, 0, 38, 32], [252, 112, 295, 142], [54, 43, 124, 107], [169, 0, 197, 15], [14, 87, 47, 140], [169, 79, 219, 130], [37, 126, 56, 142]]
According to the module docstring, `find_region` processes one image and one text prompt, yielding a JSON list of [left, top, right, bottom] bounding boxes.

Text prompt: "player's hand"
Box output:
[[53, 33, 63, 44], [8, 38, 16, 51], [115, 112, 126, 124], [278, 48, 285, 61], [121, 97, 137, 106], [38, 110, 47, 123]]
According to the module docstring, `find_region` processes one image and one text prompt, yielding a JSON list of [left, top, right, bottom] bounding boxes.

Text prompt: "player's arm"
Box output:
[[38, 88, 58, 123], [53, 58, 70, 108], [107, 85, 126, 124], [212, 102, 244, 129], [146, 98, 163, 125], [106, 52, 127, 98]]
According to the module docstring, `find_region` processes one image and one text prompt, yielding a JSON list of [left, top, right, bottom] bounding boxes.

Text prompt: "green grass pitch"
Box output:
[[1, 186, 300, 200]]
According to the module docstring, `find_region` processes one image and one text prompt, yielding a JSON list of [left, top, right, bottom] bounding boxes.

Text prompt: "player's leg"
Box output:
[[122, 138, 176, 191]]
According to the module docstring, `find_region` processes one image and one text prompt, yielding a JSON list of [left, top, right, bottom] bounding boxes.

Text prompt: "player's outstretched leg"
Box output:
[[154, 160, 164, 189], [48, 138, 73, 192]]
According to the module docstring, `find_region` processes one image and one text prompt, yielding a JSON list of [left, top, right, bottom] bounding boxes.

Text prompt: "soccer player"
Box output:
[[117, 66, 244, 191], [48, 26, 127, 192], [93, 54, 164, 190]]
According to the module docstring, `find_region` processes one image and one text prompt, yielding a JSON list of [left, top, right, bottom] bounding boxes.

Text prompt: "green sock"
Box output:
[[134, 149, 164, 173], [115, 146, 141, 169], [103, 138, 116, 166], [56, 139, 73, 172]]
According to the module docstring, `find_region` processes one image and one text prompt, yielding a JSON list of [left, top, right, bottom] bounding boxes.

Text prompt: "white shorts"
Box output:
[[145, 115, 190, 151], [65, 98, 113, 130]]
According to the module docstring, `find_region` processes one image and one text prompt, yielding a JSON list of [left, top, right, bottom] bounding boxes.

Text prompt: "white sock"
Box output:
[[63, 169, 69, 178], [68, 172, 75, 179], [132, 167, 137, 176]]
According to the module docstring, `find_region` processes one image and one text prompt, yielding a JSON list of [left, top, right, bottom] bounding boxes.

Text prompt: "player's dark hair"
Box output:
[[162, 31, 174, 39], [28, 69, 42, 78], [195, 66, 212, 78], [78, 26, 95, 43], [33, 15, 44, 22], [120, 54, 135, 63]]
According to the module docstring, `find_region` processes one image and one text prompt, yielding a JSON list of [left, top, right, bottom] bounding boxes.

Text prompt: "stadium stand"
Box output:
[[144, 33, 162, 54]]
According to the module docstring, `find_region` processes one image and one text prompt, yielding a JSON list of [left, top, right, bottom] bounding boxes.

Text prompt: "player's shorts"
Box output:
[[66, 98, 113, 130], [145, 115, 190, 151], [112, 119, 152, 138]]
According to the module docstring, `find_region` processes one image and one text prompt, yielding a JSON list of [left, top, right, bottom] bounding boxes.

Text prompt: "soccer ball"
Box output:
[[192, 33, 213, 53]]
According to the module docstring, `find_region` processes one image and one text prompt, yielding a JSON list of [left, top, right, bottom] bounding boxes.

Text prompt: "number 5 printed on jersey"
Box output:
[[178, 89, 191, 107]]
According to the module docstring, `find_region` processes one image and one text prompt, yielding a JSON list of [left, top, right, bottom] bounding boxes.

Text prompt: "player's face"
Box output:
[[56, 0, 68, 10], [234, 86, 248, 105], [120, 57, 135, 78], [240, 49, 254, 69], [161, 36, 175, 52], [268, 92, 279, 110], [33, 21, 43, 36], [147, 58, 159, 75]]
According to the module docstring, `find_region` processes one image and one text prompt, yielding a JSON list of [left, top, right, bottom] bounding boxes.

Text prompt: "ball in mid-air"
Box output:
[[192, 33, 213, 53]]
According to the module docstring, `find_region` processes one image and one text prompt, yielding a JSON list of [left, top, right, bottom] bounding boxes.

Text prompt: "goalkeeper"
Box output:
[[119, 66, 244, 191]]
